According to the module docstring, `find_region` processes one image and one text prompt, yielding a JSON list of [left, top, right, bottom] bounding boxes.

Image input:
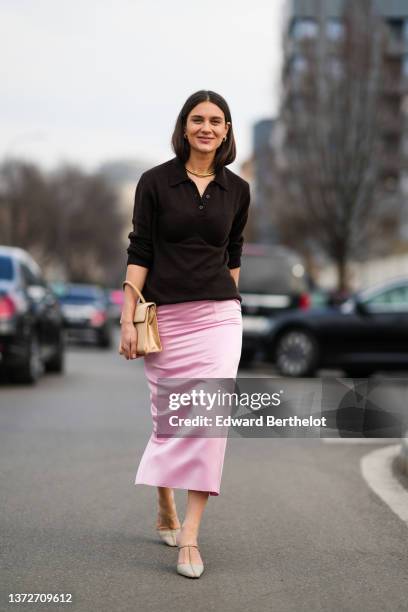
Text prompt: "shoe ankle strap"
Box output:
[[178, 544, 198, 549]]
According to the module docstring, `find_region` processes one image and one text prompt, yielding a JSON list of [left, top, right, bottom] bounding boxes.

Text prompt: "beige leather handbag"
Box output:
[[119, 280, 162, 357]]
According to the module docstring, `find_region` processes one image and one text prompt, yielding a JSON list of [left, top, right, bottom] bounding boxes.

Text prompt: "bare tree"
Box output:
[[49, 165, 126, 285], [276, 0, 403, 290], [0, 159, 53, 252], [0, 159, 127, 286]]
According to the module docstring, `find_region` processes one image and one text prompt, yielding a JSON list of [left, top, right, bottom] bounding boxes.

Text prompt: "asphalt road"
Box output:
[[1, 330, 407, 612]]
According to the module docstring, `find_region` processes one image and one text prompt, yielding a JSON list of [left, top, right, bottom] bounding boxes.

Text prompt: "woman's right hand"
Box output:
[[118, 322, 138, 359]]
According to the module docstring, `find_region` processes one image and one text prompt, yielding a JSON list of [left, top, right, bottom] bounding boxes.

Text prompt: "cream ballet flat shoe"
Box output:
[[177, 544, 204, 578], [156, 527, 181, 547]]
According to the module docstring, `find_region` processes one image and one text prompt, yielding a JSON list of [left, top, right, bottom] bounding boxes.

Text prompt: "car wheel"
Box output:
[[274, 328, 319, 377], [45, 331, 65, 373], [343, 367, 375, 378], [10, 333, 44, 384], [239, 349, 256, 369], [98, 332, 112, 349]]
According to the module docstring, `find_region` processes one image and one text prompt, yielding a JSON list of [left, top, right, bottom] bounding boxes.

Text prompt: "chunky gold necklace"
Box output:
[[185, 166, 215, 178]]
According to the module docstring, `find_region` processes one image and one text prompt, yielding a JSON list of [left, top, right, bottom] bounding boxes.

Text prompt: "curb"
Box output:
[[397, 432, 408, 476]]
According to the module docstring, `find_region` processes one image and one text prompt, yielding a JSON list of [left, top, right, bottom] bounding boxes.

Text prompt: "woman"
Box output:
[[119, 90, 250, 578]]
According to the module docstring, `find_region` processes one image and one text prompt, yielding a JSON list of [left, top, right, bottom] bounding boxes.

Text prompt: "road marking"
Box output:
[[360, 444, 408, 526]]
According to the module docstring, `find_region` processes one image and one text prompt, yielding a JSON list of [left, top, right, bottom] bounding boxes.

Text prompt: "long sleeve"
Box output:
[[227, 181, 250, 269], [126, 173, 156, 268]]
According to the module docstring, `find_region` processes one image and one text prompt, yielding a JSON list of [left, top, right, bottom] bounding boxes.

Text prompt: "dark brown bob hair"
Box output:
[[171, 90, 236, 171]]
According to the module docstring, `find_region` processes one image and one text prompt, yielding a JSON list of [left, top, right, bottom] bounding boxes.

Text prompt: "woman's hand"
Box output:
[[118, 322, 138, 359]]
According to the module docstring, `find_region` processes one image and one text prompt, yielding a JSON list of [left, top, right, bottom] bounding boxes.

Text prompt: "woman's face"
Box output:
[[184, 101, 230, 156]]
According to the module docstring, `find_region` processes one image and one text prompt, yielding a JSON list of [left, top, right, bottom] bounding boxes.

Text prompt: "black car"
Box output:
[[262, 276, 408, 377], [239, 243, 312, 366], [105, 288, 124, 326], [0, 246, 65, 384], [55, 283, 113, 348]]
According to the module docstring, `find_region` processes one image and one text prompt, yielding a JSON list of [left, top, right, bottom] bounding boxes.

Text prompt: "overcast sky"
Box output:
[[1, 0, 287, 174]]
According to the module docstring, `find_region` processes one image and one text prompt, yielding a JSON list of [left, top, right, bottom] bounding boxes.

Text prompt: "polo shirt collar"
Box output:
[[168, 156, 228, 191]]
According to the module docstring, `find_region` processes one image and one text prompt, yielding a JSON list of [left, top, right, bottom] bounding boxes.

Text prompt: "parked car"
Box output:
[[56, 283, 113, 348], [239, 243, 313, 366], [106, 288, 124, 325], [262, 276, 408, 377], [0, 246, 65, 384]]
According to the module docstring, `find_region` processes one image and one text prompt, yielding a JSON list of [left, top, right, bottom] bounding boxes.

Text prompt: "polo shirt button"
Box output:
[[199, 205, 204, 210], [205, 194, 210, 199]]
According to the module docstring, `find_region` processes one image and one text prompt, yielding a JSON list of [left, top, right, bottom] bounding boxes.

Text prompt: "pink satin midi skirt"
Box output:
[[135, 298, 242, 496]]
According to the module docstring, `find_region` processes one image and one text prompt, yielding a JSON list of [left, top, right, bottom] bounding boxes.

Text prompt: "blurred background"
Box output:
[[2, 0, 408, 380]]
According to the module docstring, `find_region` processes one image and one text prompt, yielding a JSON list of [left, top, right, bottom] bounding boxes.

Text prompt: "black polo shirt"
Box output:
[[126, 156, 250, 306]]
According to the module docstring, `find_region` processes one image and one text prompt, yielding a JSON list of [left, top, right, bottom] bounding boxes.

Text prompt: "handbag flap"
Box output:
[[133, 302, 156, 323]]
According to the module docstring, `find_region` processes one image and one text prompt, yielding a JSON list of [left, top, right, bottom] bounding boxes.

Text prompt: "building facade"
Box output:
[[282, 0, 408, 239]]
